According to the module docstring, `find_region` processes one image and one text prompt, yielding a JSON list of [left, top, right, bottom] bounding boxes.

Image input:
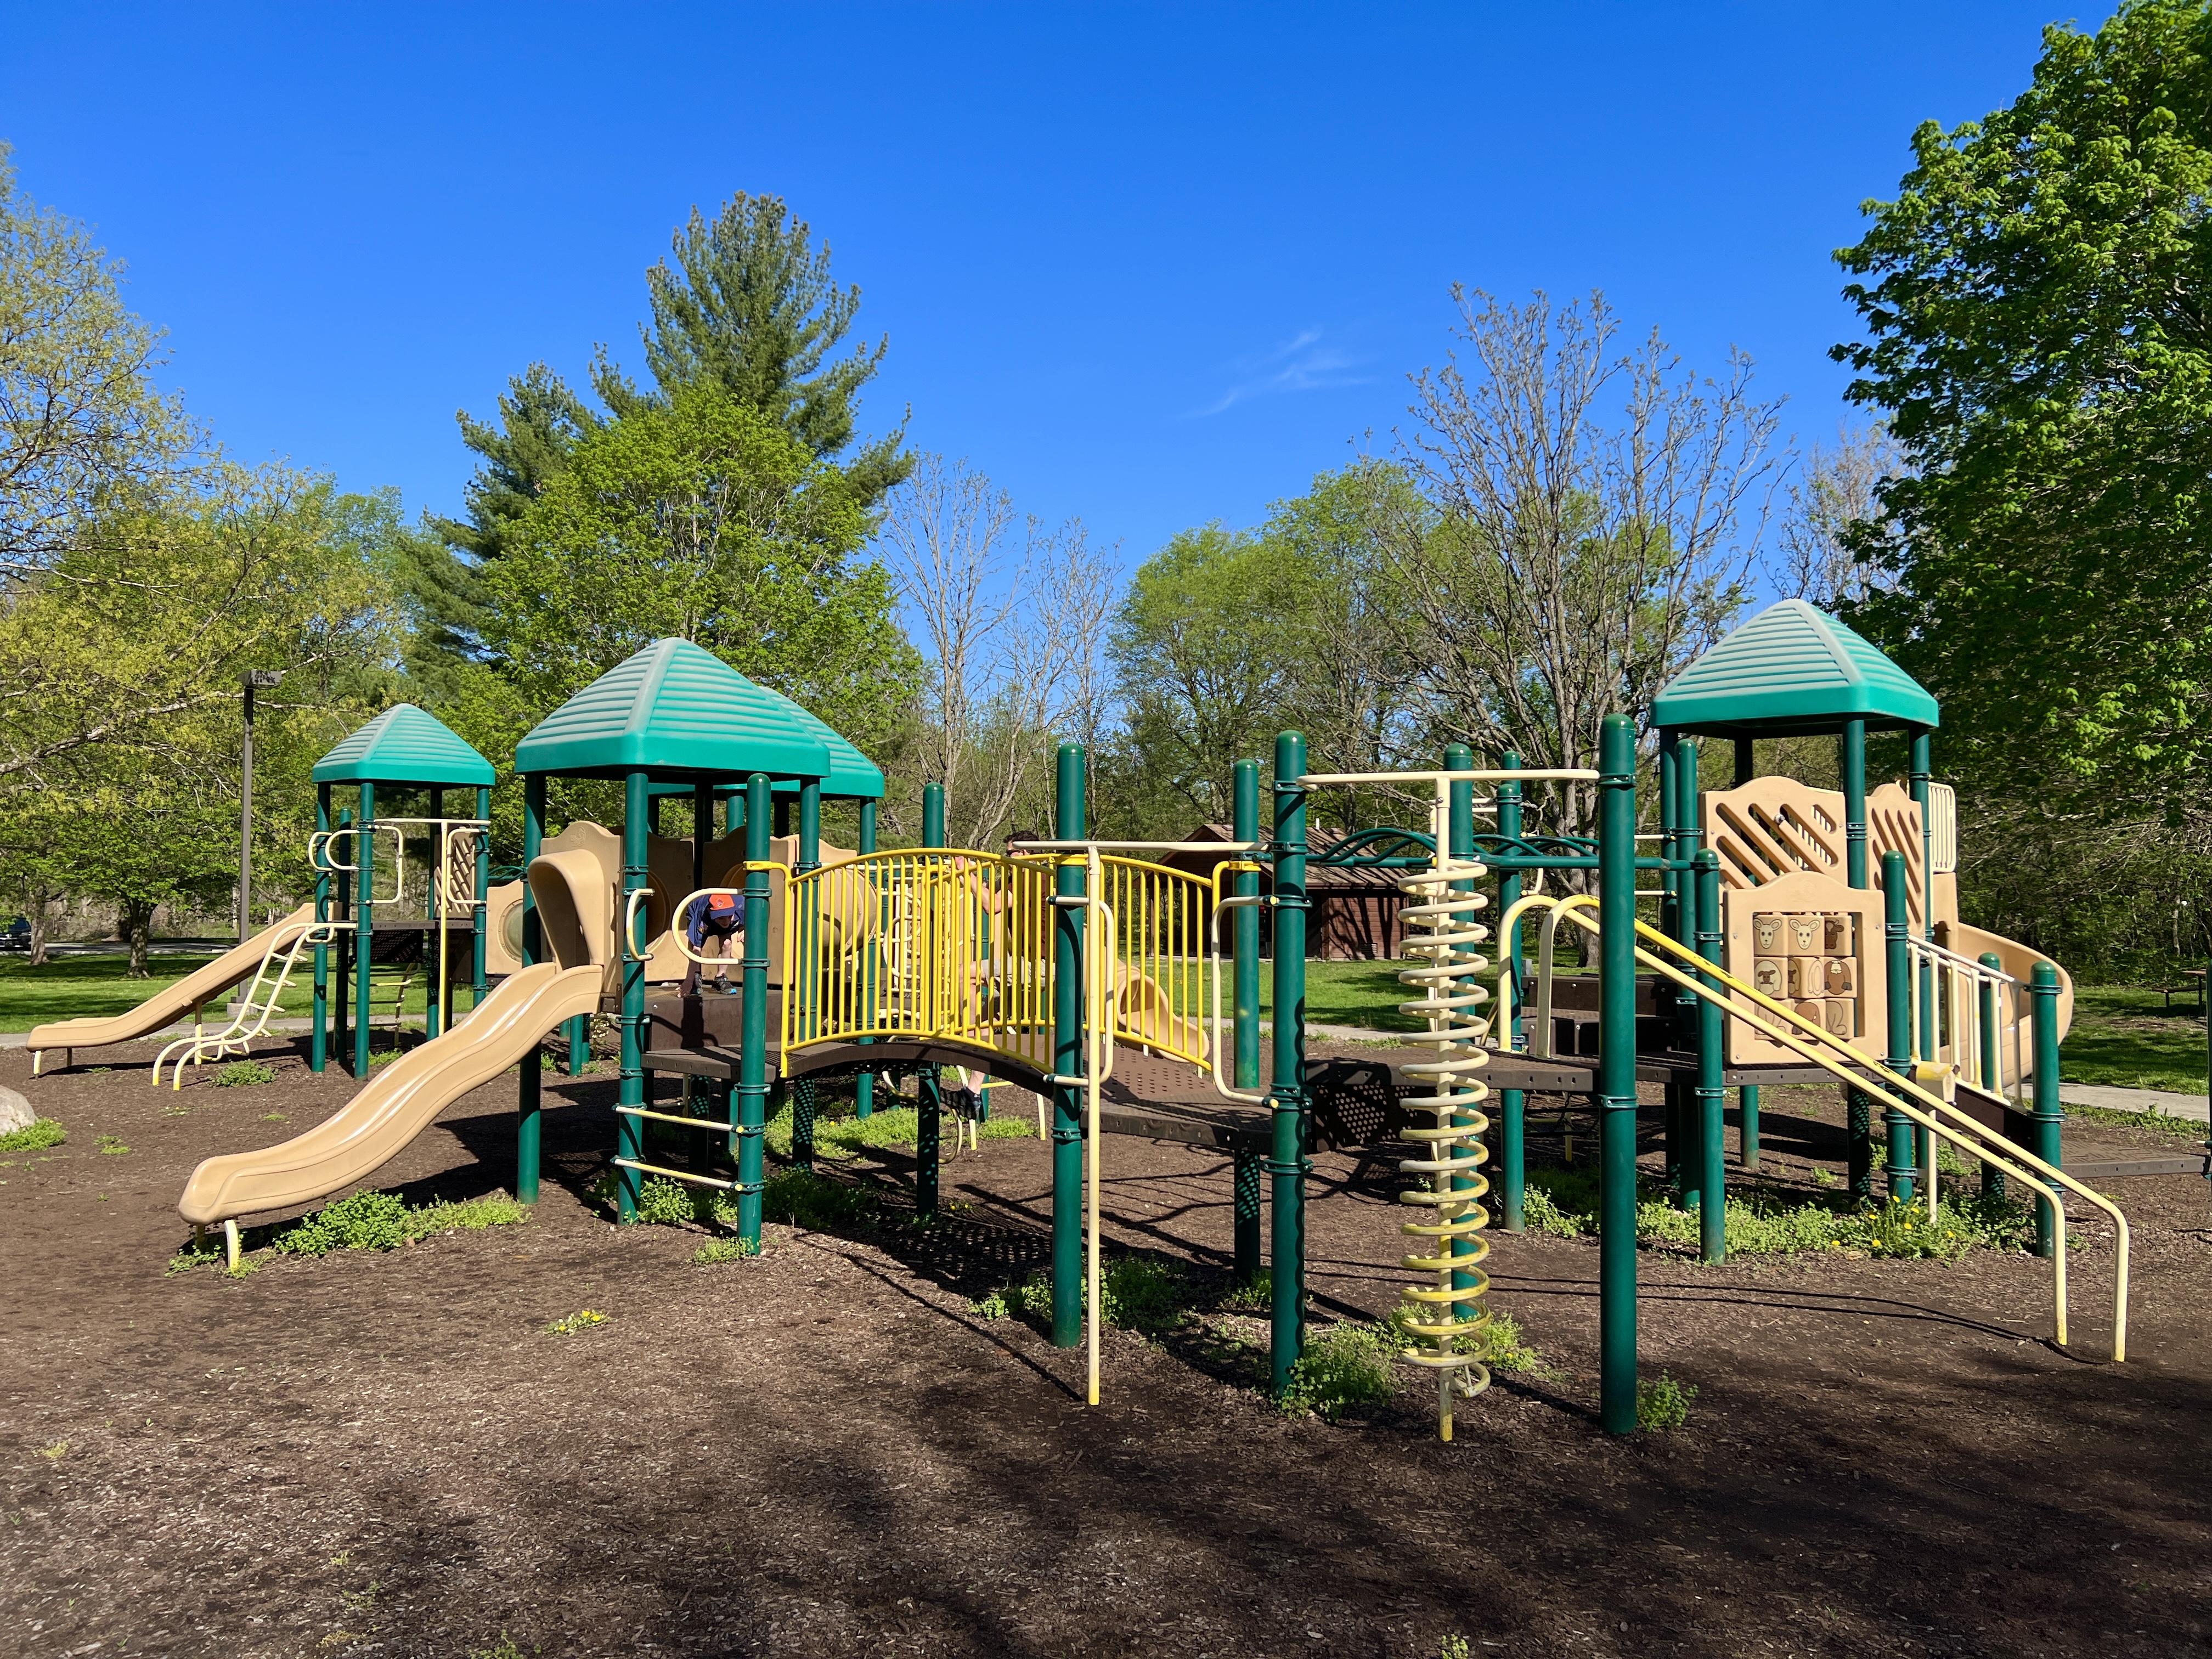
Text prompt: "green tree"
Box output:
[[1835, 1, 2212, 809], [591, 193, 910, 507], [1, 142, 192, 583], [483, 386, 917, 759]]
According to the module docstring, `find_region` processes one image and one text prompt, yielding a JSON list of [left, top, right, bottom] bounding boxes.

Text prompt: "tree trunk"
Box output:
[[120, 900, 157, 979]]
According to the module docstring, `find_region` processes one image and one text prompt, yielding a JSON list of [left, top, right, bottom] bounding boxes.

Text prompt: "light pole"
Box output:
[[239, 669, 284, 945]]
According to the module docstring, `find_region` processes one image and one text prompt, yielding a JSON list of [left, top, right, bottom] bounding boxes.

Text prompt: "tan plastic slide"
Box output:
[[177, 960, 601, 1230], [26, 902, 320, 1071], [178, 848, 612, 1242]]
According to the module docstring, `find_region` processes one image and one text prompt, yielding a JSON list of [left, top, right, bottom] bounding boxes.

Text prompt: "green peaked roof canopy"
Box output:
[[1652, 599, 1939, 737], [514, 637, 832, 782], [313, 704, 496, 787]]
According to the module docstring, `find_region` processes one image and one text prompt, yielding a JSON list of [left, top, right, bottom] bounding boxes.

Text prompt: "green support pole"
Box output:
[[1731, 735, 1759, 1166], [1049, 747, 1086, 1348], [427, 787, 446, 1041], [1677, 737, 1705, 1215], [353, 782, 375, 1079], [334, 808, 352, 1070], [690, 783, 715, 1171], [1882, 851, 1916, 1201], [2029, 961, 2063, 1258], [567, 1015, 589, 1077], [616, 771, 650, 1223], [855, 798, 879, 1119], [1978, 952, 2006, 1201], [1694, 851, 1727, 1262], [1231, 757, 1263, 1282], [1843, 718, 1872, 1195], [922, 781, 946, 851], [1597, 714, 1640, 1436], [312, 783, 331, 1073], [1268, 731, 1311, 1399], [1494, 750, 1526, 1232], [472, 784, 490, 1012], [518, 774, 546, 1204], [735, 773, 772, 1248]]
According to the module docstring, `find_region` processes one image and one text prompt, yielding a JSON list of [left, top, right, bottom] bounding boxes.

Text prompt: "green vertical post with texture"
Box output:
[[735, 773, 773, 1249], [855, 799, 879, 1119], [518, 774, 546, 1203], [1597, 714, 1640, 1436], [689, 784, 716, 1173], [353, 782, 376, 1080], [1882, 851, 1916, 1201], [334, 808, 352, 1069], [1730, 739, 1759, 1167], [473, 784, 492, 1011], [616, 770, 650, 1223], [428, 788, 447, 1041], [1268, 731, 1310, 1398], [1494, 749, 1526, 1232], [1050, 748, 1086, 1348], [916, 782, 944, 1220], [1675, 737, 1704, 1215], [2029, 961, 2063, 1258], [1694, 850, 1726, 1263], [1843, 718, 1873, 1198], [1232, 757, 1264, 1283], [312, 783, 331, 1073], [1978, 952, 2007, 1201]]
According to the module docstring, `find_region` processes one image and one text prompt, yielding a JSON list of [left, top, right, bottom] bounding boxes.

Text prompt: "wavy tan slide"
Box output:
[[26, 902, 321, 1073], [178, 960, 601, 1237], [178, 849, 612, 1261]]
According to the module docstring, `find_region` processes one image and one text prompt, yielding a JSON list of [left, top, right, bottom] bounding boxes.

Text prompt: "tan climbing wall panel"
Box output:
[[1723, 871, 1887, 1068], [1704, 778, 1845, 890]]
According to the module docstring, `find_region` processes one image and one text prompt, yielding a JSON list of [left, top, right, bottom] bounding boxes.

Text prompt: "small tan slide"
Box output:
[[177, 958, 601, 1233], [26, 902, 321, 1073]]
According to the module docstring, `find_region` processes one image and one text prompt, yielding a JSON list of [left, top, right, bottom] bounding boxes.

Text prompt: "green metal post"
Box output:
[[735, 773, 772, 1249], [427, 787, 446, 1041], [1677, 737, 1704, 1215], [689, 783, 715, 1170], [518, 774, 546, 1203], [1231, 757, 1263, 1282], [472, 784, 490, 1011], [353, 782, 375, 1079], [312, 783, 331, 1073], [1731, 736, 1759, 1166], [334, 808, 352, 1068], [1657, 729, 1683, 1197], [1978, 952, 2006, 1201], [1597, 714, 1640, 1436], [1694, 850, 1726, 1263], [1843, 719, 1872, 1194], [2029, 961, 2063, 1258], [1881, 851, 1916, 1201], [616, 771, 650, 1223], [1049, 747, 1086, 1348], [1495, 750, 1526, 1231], [1268, 731, 1311, 1398], [855, 798, 879, 1119], [922, 782, 945, 852]]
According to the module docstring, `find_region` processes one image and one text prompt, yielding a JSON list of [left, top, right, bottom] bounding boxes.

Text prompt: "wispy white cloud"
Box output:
[[1191, 328, 1371, 417]]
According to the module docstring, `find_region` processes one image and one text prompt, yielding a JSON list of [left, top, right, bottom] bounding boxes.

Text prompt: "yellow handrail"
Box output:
[[1513, 894, 2128, 1361]]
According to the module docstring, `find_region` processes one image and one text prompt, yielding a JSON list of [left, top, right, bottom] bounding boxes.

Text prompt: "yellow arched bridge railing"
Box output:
[[777, 849, 1231, 1077]]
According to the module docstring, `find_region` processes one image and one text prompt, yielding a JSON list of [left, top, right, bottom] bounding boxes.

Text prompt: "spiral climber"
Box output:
[[1393, 838, 1494, 1441]]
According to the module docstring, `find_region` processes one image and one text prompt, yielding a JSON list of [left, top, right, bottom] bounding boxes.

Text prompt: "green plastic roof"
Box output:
[[514, 637, 832, 782], [646, 701, 884, 802], [1652, 600, 1939, 737], [312, 704, 495, 787]]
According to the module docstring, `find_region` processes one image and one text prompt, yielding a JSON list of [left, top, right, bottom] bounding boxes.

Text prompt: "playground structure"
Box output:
[[29, 602, 2129, 1442]]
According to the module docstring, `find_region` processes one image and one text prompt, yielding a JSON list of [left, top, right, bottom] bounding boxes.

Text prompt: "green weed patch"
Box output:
[[0, 1119, 65, 1153], [213, 1059, 277, 1087]]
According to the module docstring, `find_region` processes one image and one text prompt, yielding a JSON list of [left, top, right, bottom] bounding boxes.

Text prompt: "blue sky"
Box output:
[[3, 3, 2110, 572]]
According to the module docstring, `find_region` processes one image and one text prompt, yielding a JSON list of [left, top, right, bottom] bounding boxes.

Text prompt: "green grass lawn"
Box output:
[[0, 952, 475, 1034], [2060, 984, 2208, 1094]]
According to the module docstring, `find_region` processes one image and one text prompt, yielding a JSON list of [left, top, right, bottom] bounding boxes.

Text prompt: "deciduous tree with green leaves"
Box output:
[[1836, 1, 2212, 810]]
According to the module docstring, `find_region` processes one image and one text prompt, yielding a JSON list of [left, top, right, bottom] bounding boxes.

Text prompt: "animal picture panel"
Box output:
[[1723, 873, 1884, 1069]]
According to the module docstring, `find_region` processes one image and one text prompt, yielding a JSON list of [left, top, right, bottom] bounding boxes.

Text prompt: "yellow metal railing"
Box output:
[[1500, 892, 2130, 1362]]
